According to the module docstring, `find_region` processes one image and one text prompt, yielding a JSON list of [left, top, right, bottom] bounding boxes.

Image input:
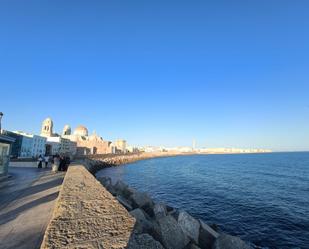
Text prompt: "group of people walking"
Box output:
[[37, 154, 70, 172]]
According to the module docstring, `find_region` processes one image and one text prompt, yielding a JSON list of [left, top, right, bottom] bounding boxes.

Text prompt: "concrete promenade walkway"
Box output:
[[0, 165, 64, 249]]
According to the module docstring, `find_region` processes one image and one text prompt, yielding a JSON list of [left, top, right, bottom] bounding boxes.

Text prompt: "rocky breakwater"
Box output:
[[97, 175, 254, 249], [80, 152, 195, 175]]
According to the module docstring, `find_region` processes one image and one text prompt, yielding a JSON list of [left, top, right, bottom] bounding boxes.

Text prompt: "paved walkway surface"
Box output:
[[0, 165, 65, 249]]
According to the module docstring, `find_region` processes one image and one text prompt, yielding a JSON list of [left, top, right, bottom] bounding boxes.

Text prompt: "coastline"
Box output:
[[79, 151, 272, 175], [81, 153, 255, 249], [79, 152, 194, 174]]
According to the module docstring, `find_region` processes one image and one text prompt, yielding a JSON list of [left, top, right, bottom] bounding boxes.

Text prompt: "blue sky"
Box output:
[[0, 0, 308, 151]]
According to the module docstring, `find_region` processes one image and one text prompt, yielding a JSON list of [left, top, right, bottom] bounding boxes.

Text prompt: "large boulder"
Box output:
[[130, 191, 155, 217], [153, 203, 167, 220], [130, 191, 154, 208], [114, 180, 133, 198], [116, 195, 133, 211], [127, 233, 164, 249], [178, 211, 200, 244], [126, 187, 135, 198], [185, 242, 202, 249], [199, 220, 219, 249], [212, 234, 253, 249], [190, 244, 202, 249], [130, 208, 153, 234], [106, 183, 117, 196], [166, 204, 174, 212], [170, 208, 180, 220], [155, 215, 190, 249], [97, 176, 111, 188]]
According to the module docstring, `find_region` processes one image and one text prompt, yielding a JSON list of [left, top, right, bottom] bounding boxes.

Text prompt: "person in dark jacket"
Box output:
[[64, 156, 71, 171], [37, 155, 43, 169], [59, 155, 66, 171]]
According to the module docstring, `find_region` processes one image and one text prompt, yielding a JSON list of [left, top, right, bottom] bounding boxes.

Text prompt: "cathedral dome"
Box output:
[[62, 125, 71, 136], [74, 125, 88, 137]]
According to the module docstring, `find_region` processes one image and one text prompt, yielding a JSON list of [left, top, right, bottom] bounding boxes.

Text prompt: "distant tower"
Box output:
[[62, 125, 71, 136], [41, 117, 53, 137], [192, 139, 196, 151]]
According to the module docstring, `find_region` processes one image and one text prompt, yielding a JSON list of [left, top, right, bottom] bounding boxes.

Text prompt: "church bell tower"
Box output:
[[41, 117, 53, 137]]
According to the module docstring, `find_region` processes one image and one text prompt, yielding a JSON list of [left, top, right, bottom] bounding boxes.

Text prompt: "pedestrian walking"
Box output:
[[52, 154, 60, 173], [44, 155, 49, 168], [64, 156, 71, 171], [59, 155, 65, 171], [37, 155, 43, 168]]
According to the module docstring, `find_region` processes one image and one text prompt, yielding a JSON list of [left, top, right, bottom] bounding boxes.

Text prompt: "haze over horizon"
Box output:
[[1, 1, 308, 151]]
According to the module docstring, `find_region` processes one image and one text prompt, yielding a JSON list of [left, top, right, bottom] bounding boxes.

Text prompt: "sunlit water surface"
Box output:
[[97, 152, 309, 249]]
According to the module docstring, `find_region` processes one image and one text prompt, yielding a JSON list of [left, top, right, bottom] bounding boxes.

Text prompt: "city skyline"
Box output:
[[0, 114, 300, 152], [1, 1, 309, 151]]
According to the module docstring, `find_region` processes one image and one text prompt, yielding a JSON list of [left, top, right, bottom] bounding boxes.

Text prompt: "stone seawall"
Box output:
[[40, 165, 136, 249]]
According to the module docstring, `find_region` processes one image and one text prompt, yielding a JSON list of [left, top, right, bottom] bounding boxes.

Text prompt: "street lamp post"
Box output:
[[0, 112, 3, 134]]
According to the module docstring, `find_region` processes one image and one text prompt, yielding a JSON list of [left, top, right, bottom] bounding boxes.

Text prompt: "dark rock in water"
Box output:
[[166, 204, 174, 212], [184, 242, 202, 249], [170, 209, 180, 220], [127, 233, 165, 249], [142, 203, 155, 218], [130, 208, 153, 234], [114, 180, 132, 197], [130, 191, 154, 210], [178, 211, 200, 244], [97, 176, 111, 188], [210, 223, 219, 232], [190, 244, 202, 249], [199, 219, 219, 249], [106, 184, 117, 196], [116, 195, 133, 211], [153, 203, 167, 220], [126, 187, 135, 198], [155, 215, 190, 249], [212, 234, 253, 249]]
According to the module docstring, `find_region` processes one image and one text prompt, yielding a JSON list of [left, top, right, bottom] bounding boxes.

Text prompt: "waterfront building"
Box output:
[[0, 134, 15, 176], [46, 136, 77, 156], [198, 148, 272, 154], [63, 125, 112, 155], [114, 139, 127, 153], [126, 145, 139, 153], [30, 134, 47, 157], [45, 137, 60, 155], [166, 146, 193, 153], [142, 146, 165, 153], [40, 118, 114, 156], [3, 131, 46, 158]]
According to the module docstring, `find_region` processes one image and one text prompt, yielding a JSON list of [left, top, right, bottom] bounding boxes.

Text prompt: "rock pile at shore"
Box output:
[[80, 155, 152, 175], [97, 175, 253, 249], [80, 152, 191, 175]]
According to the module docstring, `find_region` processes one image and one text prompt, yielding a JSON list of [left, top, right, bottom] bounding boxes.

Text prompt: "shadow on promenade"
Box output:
[[0, 191, 59, 226], [0, 173, 64, 210]]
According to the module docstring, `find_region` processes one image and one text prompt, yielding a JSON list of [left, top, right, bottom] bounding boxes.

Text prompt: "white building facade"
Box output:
[[46, 136, 77, 156], [31, 135, 47, 157], [114, 139, 127, 153], [13, 132, 47, 158]]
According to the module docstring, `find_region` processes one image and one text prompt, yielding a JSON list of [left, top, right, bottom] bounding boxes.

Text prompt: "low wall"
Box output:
[[40, 165, 136, 249]]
